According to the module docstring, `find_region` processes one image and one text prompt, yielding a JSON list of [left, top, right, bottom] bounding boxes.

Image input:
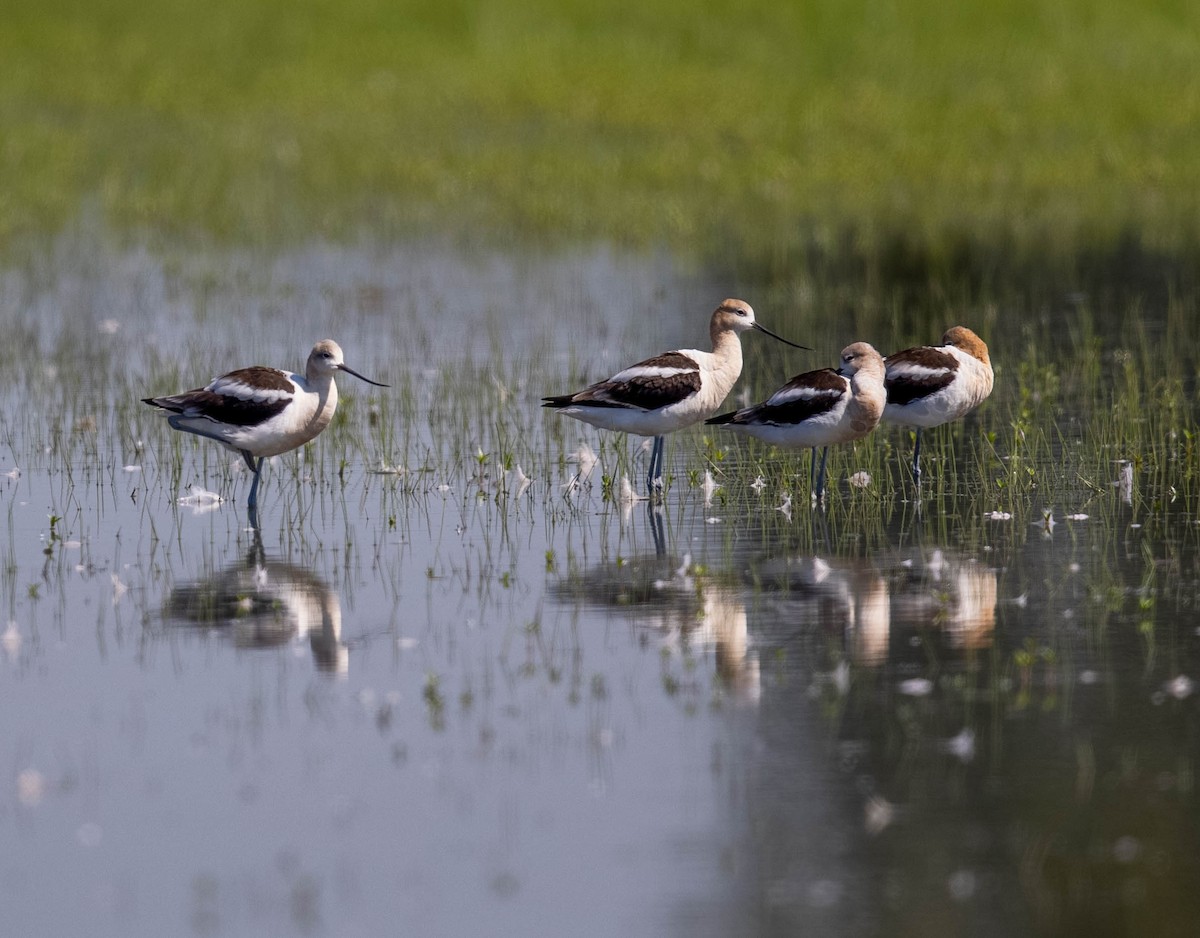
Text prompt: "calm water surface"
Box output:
[[1, 232, 1198, 937]]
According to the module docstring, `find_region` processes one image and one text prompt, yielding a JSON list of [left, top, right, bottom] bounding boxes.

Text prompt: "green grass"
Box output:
[[3, 0, 1199, 262]]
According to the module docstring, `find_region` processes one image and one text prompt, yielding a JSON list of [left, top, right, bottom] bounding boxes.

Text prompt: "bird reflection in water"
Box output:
[[163, 533, 348, 674], [760, 549, 997, 667], [891, 549, 997, 654], [551, 540, 759, 703]]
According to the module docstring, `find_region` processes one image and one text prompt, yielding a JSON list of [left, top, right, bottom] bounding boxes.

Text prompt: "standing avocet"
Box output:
[[707, 342, 887, 500], [542, 299, 808, 494], [881, 326, 993, 481], [143, 340, 388, 513]]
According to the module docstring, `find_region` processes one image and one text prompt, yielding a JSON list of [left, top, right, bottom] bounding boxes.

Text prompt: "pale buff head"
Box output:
[[710, 298, 758, 336], [306, 340, 346, 378], [306, 340, 389, 386], [710, 299, 808, 349], [838, 341, 886, 378]]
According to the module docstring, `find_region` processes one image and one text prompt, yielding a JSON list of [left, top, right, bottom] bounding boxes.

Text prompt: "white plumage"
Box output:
[[707, 342, 887, 499], [144, 339, 388, 514], [544, 299, 807, 492], [882, 326, 993, 480]]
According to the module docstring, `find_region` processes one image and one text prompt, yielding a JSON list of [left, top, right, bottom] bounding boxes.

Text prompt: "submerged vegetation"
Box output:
[[1, 237, 1193, 560], [3, 0, 1200, 269]]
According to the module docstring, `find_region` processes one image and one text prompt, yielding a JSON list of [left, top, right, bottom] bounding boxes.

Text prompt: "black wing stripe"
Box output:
[[885, 371, 956, 406]]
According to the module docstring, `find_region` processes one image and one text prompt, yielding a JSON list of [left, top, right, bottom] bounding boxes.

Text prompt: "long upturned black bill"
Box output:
[[753, 322, 811, 350], [338, 364, 390, 387]]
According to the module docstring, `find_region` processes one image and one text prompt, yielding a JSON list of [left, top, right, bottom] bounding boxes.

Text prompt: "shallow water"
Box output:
[[2, 231, 1199, 937]]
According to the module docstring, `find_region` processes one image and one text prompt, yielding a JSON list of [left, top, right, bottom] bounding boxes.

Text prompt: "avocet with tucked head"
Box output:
[[542, 299, 808, 493], [707, 342, 887, 500], [882, 326, 993, 480], [143, 340, 388, 512]]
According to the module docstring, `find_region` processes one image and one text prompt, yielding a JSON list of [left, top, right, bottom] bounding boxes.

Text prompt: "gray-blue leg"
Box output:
[[814, 447, 830, 501], [911, 428, 923, 480], [647, 435, 666, 493], [245, 454, 263, 509]]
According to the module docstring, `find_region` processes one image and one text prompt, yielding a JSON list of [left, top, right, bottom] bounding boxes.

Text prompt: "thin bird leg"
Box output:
[[239, 449, 258, 474], [911, 429, 923, 481], [647, 435, 666, 493], [810, 447, 818, 491], [246, 456, 263, 510], [814, 447, 830, 501]]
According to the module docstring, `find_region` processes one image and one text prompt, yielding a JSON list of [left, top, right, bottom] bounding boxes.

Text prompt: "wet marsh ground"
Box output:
[[4, 2, 1200, 933], [1, 230, 1198, 936]]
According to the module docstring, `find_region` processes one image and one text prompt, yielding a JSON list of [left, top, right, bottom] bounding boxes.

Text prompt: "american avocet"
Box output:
[[882, 326, 993, 481], [542, 299, 807, 493], [143, 340, 388, 513], [706, 342, 886, 500]]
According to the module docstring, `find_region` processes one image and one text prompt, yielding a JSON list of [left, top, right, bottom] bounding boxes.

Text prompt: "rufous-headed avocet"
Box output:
[[881, 326, 993, 482]]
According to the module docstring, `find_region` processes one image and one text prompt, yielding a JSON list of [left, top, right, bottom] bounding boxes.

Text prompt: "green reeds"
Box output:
[[4, 0, 1200, 268]]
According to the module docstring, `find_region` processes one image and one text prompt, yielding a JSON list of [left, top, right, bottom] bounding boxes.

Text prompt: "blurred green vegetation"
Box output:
[[3, 0, 1198, 262]]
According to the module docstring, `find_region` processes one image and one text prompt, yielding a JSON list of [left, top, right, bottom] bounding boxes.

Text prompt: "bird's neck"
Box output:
[[849, 368, 886, 424], [308, 376, 338, 431], [710, 327, 744, 366], [708, 329, 744, 398]]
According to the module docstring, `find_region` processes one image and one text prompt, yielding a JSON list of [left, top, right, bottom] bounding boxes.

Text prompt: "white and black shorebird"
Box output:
[[143, 340, 388, 513], [542, 299, 808, 493], [881, 326, 993, 481], [707, 342, 887, 500]]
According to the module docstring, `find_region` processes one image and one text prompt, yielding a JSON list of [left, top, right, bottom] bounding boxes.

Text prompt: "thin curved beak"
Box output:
[[338, 364, 390, 387], [752, 322, 811, 350]]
